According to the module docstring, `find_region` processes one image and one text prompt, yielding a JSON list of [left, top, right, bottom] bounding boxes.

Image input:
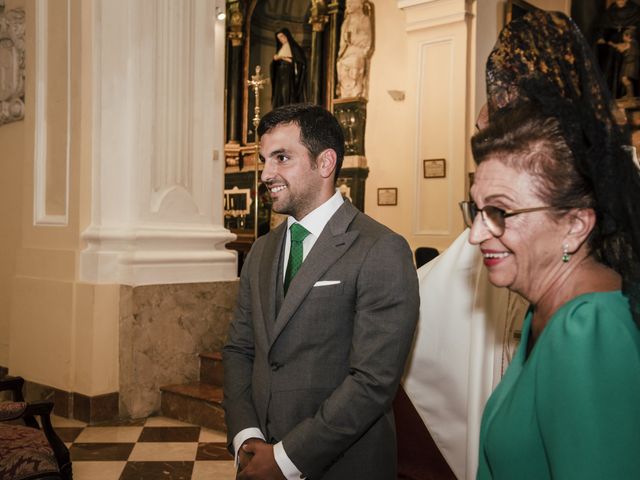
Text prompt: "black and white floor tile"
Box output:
[[53, 415, 235, 480]]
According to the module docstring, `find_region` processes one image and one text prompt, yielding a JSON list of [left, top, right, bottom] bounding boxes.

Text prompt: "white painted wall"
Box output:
[[365, 0, 473, 253], [361, 0, 571, 254], [6, 0, 235, 397]]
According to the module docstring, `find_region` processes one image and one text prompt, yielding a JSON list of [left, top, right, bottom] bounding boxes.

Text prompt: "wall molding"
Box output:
[[413, 37, 455, 236], [33, 0, 71, 226], [399, 0, 473, 32], [21, 377, 119, 424], [81, 225, 236, 286]]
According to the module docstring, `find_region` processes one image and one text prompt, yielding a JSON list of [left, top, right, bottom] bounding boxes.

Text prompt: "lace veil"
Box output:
[[485, 10, 640, 326]]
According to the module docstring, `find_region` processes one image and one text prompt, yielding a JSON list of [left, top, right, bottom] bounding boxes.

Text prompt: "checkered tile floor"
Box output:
[[53, 415, 235, 480]]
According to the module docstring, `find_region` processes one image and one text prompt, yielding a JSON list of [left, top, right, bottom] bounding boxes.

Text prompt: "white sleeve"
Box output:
[[273, 441, 305, 479], [232, 427, 265, 466]]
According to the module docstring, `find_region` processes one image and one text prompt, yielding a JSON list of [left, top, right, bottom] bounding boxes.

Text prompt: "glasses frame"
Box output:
[[459, 201, 555, 237]]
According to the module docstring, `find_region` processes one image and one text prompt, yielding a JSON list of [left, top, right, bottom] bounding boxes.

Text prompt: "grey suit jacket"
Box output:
[[223, 200, 419, 479]]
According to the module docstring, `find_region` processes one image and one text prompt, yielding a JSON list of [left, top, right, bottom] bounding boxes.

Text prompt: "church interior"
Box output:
[[4, 0, 637, 478]]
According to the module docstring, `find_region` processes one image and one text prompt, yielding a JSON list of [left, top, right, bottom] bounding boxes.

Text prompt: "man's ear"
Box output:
[[318, 149, 337, 179], [565, 208, 596, 253]]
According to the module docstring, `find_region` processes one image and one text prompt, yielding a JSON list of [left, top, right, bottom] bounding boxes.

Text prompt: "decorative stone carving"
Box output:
[[309, 0, 329, 33], [227, 0, 243, 47], [0, 7, 25, 126], [336, 0, 373, 99]]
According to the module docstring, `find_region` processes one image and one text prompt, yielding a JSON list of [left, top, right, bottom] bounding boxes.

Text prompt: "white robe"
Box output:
[[403, 230, 527, 480]]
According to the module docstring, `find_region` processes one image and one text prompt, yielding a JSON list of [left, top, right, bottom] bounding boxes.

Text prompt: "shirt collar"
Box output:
[[287, 190, 344, 238]]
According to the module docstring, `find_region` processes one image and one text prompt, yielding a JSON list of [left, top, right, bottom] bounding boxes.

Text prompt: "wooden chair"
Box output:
[[0, 376, 72, 480]]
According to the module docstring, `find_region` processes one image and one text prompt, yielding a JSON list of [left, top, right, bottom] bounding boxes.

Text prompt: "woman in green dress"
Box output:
[[461, 10, 640, 479]]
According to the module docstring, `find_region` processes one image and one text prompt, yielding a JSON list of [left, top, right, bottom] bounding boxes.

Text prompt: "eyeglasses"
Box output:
[[459, 201, 555, 238]]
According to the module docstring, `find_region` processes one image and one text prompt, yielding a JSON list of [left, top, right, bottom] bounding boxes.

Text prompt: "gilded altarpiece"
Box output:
[[223, 0, 373, 268]]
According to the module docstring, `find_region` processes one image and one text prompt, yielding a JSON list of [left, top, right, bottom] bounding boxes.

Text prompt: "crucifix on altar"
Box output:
[[247, 65, 269, 240]]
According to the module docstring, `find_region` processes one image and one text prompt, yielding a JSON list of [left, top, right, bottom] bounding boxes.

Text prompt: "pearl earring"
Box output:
[[562, 244, 571, 263]]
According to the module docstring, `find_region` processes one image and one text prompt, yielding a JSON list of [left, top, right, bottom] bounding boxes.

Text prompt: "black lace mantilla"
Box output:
[[486, 10, 640, 326]]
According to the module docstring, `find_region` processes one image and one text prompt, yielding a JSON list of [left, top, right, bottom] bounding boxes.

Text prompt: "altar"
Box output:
[[222, 0, 373, 257]]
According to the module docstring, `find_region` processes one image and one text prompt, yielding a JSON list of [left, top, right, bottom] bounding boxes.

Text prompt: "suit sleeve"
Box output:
[[222, 245, 261, 452], [282, 232, 420, 477], [535, 301, 640, 479]]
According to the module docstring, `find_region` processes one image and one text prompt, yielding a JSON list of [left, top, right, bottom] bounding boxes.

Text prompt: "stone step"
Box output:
[[199, 351, 223, 387], [160, 382, 226, 432]]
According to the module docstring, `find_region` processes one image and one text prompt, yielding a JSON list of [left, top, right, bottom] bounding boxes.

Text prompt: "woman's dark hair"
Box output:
[[472, 102, 595, 216], [484, 10, 640, 326], [472, 99, 640, 326]]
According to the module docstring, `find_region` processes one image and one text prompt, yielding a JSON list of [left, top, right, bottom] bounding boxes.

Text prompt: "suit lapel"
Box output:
[[259, 221, 287, 343], [269, 201, 360, 347]]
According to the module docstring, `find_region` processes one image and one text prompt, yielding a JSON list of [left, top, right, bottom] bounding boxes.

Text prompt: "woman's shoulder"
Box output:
[[531, 291, 640, 395], [559, 290, 629, 316], [544, 290, 640, 349]]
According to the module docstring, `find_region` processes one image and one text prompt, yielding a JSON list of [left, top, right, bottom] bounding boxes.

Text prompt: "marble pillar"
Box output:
[[119, 281, 239, 418]]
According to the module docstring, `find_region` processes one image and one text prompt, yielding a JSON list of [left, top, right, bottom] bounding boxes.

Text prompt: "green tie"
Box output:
[[284, 223, 310, 294]]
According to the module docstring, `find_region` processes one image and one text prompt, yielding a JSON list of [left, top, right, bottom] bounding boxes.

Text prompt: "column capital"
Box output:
[[227, 1, 244, 46], [309, 0, 329, 32]]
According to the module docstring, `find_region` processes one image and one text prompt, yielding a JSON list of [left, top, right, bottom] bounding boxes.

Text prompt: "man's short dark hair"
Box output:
[[258, 103, 345, 182]]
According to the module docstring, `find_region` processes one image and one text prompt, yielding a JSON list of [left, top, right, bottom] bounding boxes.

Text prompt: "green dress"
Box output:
[[478, 291, 640, 479]]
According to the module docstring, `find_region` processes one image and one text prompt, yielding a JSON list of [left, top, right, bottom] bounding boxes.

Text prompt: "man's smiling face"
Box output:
[[259, 123, 324, 221]]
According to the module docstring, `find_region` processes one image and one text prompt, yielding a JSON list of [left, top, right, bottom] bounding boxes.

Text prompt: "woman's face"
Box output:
[[468, 158, 569, 302], [277, 32, 288, 44]]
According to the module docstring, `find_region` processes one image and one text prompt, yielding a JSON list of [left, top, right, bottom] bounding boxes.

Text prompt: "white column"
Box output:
[[80, 0, 236, 286]]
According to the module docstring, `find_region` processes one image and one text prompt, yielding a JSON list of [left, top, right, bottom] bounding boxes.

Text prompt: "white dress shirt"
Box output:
[[282, 189, 344, 281], [233, 190, 344, 479]]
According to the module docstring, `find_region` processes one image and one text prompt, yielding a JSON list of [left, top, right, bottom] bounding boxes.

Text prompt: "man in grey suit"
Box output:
[[223, 104, 419, 480]]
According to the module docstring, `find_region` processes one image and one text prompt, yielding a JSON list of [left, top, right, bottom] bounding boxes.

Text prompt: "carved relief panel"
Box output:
[[0, 6, 25, 126]]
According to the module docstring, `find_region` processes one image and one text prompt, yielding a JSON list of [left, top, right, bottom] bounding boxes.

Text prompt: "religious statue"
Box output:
[[336, 0, 373, 99], [614, 27, 639, 98], [595, 0, 640, 99], [270, 28, 307, 108]]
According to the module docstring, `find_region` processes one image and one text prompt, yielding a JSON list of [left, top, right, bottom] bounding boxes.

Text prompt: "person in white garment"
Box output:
[[399, 99, 529, 480], [402, 229, 527, 480]]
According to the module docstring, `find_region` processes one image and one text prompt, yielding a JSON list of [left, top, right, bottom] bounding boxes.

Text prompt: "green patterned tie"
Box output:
[[284, 223, 311, 294]]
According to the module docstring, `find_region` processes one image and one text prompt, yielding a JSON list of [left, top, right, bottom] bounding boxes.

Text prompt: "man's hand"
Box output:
[[237, 438, 261, 473], [236, 440, 286, 480]]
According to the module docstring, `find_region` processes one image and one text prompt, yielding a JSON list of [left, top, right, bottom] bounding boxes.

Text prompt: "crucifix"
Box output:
[[248, 65, 270, 134], [246, 65, 270, 239]]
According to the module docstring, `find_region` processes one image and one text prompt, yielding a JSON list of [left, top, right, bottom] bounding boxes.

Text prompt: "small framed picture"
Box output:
[[423, 159, 446, 178], [377, 187, 398, 206]]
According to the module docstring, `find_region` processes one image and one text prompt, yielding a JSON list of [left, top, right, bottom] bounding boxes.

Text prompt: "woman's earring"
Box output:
[[562, 244, 571, 263]]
